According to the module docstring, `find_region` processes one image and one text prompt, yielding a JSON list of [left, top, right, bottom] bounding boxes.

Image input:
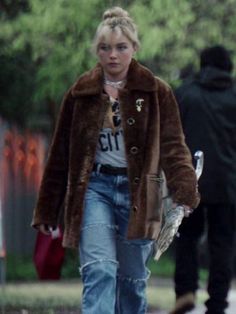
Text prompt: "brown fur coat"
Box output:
[[32, 59, 200, 249]]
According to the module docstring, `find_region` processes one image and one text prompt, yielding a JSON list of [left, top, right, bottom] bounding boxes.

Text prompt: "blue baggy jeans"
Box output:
[[79, 171, 154, 314]]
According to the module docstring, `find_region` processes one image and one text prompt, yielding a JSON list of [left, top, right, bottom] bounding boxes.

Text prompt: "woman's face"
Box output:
[[97, 30, 136, 80]]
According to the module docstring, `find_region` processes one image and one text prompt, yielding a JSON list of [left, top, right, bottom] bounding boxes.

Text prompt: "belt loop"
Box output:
[[96, 163, 101, 175]]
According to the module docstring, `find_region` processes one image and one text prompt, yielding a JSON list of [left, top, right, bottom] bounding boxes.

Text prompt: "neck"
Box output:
[[103, 69, 128, 82], [104, 77, 125, 83], [103, 74, 127, 81]]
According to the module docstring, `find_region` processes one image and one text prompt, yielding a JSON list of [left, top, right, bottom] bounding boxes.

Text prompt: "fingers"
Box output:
[[38, 224, 54, 235], [183, 206, 194, 217], [172, 203, 193, 217]]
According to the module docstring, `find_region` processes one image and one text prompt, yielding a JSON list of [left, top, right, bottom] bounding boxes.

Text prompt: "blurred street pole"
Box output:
[[0, 118, 6, 288], [0, 198, 6, 287]]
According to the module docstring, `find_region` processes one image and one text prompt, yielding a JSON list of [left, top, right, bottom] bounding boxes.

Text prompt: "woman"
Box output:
[[32, 6, 200, 314]]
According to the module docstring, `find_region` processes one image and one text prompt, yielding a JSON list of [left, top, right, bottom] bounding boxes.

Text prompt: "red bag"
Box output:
[[33, 226, 65, 280]]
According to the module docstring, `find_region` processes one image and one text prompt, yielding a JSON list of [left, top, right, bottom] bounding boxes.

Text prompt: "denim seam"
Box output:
[[79, 258, 118, 274], [117, 271, 151, 283], [117, 235, 154, 248], [81, 223, 118, 231]]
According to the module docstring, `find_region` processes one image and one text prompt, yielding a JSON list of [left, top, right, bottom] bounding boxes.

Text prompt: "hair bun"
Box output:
[[103, 7, 129, 20], [92, 6, 140, 54]]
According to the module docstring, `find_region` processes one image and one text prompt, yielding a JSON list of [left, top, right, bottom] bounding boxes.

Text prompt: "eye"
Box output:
[[117, 45, 128, 51], [99, 44, 110, 51]]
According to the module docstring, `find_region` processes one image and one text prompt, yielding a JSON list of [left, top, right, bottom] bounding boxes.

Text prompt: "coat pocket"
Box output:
[[145, 174, 164, 239], [146, 173, 164, 221]]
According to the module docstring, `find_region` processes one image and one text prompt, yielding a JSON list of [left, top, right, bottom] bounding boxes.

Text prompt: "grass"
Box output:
[[2, 252, 209, 312], [0, 279, 208, 313], [0, 281, 82, 311]]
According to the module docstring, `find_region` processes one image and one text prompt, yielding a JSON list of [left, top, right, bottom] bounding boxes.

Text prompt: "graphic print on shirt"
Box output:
[[96, 97, 127, 167], [103, 98, 121, 131], [98, 129, 124, 152]]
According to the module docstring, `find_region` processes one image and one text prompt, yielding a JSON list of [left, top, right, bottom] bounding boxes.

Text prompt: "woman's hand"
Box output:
[[173, 203, 193, 217], [182, 205, 193, 217], [38, 224, 55, 236]]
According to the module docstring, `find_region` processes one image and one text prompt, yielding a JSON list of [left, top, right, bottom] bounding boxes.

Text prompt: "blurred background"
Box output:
[[0, 0, 236, 284]]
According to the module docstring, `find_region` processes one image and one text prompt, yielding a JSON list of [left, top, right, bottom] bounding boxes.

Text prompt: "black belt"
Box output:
[[93, 164, 127, 175]]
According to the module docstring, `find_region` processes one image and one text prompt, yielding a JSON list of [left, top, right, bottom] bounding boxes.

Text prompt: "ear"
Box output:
[[132, 43, 139, 54]]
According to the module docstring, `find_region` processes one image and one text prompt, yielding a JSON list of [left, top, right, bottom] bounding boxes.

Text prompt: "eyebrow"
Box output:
[[99, 42, 129, 46]]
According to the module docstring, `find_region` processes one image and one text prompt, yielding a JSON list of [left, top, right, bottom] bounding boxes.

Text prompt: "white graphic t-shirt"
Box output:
[[95, 97, 127, 167]]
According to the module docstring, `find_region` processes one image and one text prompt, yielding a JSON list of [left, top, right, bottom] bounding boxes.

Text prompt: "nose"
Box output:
[[109, 48, 117, 59]]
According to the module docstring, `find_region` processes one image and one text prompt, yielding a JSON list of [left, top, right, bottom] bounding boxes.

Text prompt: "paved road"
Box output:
[[148, 283, 236, 314], [190, 289, 236, 314]]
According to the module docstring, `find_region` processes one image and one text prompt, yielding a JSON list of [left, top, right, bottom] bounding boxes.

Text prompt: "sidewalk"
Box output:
[[1, 278, 235, 313], [147, 278, 236, 314], [189, 289, 236, 314]]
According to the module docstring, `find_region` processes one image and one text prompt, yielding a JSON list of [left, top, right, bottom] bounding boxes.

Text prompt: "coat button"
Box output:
[[130, 146, 138, 154], [133, 177, 140, 184], [127, 117, 135, 125], [132, 205, 138, 212]]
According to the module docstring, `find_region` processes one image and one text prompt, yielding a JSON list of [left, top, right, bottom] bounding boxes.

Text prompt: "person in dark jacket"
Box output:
[[170, 45, 236, 314]]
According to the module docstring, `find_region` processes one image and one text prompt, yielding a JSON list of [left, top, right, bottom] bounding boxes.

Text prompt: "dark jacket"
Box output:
[[32, 59, 199, 249], [175, 66, 236, 204]]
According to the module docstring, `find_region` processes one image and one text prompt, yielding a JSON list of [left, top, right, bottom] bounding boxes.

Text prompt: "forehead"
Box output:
[[98, 27, 132, 45]]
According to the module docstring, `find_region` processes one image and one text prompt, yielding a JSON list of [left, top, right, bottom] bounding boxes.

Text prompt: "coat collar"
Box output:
[[71, 59, 157, 97]]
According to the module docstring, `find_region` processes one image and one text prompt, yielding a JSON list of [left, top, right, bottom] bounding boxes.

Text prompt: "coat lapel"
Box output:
[[71, 58, 157, 97]]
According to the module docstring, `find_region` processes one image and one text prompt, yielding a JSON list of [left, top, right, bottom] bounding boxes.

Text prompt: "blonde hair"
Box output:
[[92, 7, 140, 54]]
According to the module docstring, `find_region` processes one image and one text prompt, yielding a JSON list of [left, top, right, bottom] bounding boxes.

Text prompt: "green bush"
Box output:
[[61, 250, 79, 279], [5, 250, 79, 281], [5, 250, 207, 282], [148, 254, 175, 277], [6, 255, 37, 281]]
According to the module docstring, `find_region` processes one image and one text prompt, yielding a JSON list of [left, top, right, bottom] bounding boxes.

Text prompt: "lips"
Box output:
[[108, 63, 119, 67]]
